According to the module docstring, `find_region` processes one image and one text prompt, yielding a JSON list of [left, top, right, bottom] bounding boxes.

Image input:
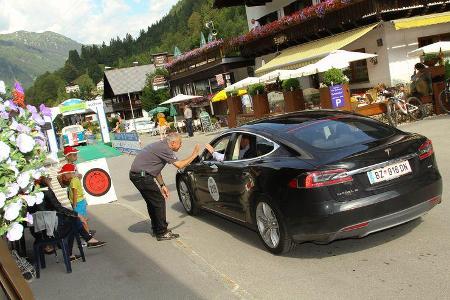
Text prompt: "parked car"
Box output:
[[176, 110, 442, 254], [62, 125, 86, 147], [125, 118, 156, 134]]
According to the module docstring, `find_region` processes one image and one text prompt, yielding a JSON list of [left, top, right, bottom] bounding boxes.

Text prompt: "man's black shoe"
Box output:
[[156, 231, 180, 241]]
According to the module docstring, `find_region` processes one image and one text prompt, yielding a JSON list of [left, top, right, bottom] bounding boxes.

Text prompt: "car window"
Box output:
[[290, 118, 395, 150], [204, 134, 231, 161], [230, 134, 275, 161]]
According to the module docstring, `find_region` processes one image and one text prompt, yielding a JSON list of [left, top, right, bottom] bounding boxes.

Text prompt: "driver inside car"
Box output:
[[205, 135, 251, 162]]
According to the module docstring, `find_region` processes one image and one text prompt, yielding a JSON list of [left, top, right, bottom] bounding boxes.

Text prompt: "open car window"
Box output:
[[203, 134, 232, 161], [230, 133, 275, 161]]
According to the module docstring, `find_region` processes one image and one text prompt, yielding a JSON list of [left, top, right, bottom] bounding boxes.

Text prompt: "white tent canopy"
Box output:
[[225, 77, 260, 92], [160, 93, 203, 105], [407, 41, 450, 57]]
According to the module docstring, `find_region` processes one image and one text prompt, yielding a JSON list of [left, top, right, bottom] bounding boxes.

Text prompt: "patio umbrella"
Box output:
[[290, 50, 377, 77], [259, 70, 297, 83], [149, 106, 169, 115], [211, 89, 247, 102], [169, 103, 177, 116], [314, 50, 377, 73], [407, 41, 450, 57], [160, 94, 203, 105], [225, 77, 261, 92]]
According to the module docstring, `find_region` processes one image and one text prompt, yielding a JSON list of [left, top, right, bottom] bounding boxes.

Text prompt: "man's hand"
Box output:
[[205, 144, 215, 154], [161, 185, 169, 200]]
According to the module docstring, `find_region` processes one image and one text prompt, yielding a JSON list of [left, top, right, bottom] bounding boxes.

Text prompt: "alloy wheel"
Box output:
[[179, 180, 192, 212], [256, 202, 280, 249]]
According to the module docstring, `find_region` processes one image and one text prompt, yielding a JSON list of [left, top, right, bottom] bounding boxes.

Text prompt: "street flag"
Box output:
[[200, 32, 206, 47]]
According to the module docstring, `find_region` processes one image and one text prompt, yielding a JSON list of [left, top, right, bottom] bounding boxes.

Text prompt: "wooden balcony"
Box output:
[[238, 0, 449, 57]]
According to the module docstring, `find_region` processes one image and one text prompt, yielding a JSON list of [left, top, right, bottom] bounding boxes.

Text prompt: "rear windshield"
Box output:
[[287, 118, 395, 150]]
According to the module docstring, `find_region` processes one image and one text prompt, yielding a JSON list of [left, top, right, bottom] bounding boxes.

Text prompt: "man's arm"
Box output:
[[173, 144, 200, 169], [205, 144, 224, 162]]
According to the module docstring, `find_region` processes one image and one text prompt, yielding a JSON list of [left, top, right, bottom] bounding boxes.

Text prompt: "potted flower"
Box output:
[[281, 78, 305, 112], [423, 53, 439, 67], [248, 83, 270, 117], [319, 68, 352, 111], [0, 82, 49, 295]]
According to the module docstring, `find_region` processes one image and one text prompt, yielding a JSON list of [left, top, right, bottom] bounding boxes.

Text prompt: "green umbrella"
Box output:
[[149, 106, 169, 115], [169, 103, 177, 117]]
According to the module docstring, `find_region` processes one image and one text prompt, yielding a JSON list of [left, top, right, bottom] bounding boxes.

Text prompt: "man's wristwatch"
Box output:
[[159, 183, 165, 187]]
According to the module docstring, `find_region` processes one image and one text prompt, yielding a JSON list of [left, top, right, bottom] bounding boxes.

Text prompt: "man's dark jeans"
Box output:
[[129, 172, 168, 235], [186, 118, 193, 137]]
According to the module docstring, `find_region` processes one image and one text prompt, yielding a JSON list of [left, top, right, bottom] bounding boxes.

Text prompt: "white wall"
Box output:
[[343, 24, 390, 90], [245, 0, 296, 29], [384, 21, 450, 86]]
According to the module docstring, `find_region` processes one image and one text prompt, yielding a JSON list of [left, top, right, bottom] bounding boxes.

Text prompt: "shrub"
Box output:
[[226, 90, 238, 97], [322, 68, 349, 87], [282, 78, 300, 92], [248, 83, 266, 96], [423, 53, 438, 62]]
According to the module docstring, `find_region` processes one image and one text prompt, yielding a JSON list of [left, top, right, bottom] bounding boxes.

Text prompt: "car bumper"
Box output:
[[284, 177, 442, 243]]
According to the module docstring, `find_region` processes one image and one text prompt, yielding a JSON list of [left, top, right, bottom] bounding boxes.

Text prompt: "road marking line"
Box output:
[[114, 201, 254, 299]]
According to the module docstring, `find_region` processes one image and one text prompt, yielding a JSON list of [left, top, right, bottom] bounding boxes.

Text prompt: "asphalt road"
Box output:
[[31, 115, 450, 299]]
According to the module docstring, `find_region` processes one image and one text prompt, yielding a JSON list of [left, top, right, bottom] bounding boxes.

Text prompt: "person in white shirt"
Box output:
[[205, 136, 251, 162], [250, 19, 261, 31]]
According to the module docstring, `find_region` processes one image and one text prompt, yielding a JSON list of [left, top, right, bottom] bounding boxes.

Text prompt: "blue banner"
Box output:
[[111, 132, 141, 154]]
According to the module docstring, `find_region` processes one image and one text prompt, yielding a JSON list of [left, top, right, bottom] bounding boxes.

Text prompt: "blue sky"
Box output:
[[0, 0, 179, 44]]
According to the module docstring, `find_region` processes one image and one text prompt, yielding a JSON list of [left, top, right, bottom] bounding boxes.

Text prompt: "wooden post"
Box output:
[[0, 240, 34, 299], [283, 89, 305, 112], [252, 93, 270, 118], [319, 83, 352, 111], [226, 95, 242, 128]]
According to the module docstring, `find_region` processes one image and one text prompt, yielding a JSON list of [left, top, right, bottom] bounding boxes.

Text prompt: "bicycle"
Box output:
[[384, 90, 426, 127], [438, 79, 450, 114]]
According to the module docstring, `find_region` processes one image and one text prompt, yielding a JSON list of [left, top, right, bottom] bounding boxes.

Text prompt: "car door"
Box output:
[[192, 133, 234, 211], [217, 133, 278, 222]]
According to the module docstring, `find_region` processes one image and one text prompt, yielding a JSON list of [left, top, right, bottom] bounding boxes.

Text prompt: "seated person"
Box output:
[[29, 176, 106, 259], [410, 63, 432, 97], [205, 135, 251, 162]]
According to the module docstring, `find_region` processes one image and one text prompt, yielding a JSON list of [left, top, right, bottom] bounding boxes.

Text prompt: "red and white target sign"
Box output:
[[76, 158, 117, 205]]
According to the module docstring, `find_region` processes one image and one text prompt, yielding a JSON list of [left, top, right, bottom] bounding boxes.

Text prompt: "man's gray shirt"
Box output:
[[130, 140, 178, 176]]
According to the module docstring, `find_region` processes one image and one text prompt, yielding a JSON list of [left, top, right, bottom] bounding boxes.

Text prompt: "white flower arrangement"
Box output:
[[0, 85, 50, 241]]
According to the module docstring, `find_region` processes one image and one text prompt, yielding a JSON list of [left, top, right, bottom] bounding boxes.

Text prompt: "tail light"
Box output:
[[418, 139, 434, 160], [289, 169, 353, 189], [304, 169, 353, 188]]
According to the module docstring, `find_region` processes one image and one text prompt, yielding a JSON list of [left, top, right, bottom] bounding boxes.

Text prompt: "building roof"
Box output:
[[104, 64, 155, 96], [213, 0, 272, 8]]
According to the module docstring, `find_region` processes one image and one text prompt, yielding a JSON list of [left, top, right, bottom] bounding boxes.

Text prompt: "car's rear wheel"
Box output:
[[177, 178, 198, 215], [254, 199, 293, 255]]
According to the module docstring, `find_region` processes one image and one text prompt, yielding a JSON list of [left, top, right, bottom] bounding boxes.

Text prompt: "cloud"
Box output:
[[0, 0, 178, 44]]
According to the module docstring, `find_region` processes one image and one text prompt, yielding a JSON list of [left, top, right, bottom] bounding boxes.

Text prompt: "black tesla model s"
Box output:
[[176, 110, 442, 254]]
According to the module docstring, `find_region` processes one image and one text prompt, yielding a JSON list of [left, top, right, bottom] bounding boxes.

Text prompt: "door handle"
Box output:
[[209, 164, 218, 171]]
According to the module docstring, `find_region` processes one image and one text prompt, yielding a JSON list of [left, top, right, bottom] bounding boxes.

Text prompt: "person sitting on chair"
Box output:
[[29, 176, 106, 261]]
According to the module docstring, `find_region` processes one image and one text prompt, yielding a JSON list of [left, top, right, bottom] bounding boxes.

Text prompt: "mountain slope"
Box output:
[[0, 31, 82, 87]]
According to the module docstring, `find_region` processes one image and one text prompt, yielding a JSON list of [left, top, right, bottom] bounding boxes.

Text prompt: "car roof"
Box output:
[[220, 110, 370, 153]]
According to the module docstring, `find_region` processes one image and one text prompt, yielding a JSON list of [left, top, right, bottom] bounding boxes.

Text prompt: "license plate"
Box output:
[[367, 160, 412, 184]]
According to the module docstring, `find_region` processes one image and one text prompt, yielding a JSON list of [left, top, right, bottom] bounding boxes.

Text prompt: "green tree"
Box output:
[[88, 63, 103, 84], [141, 87, 170, 112], [26, 72, 66, 106], [74, 74, 95, 100]]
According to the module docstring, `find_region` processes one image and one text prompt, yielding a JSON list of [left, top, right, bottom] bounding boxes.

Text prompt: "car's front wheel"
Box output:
[[176, 177, 198, 215], [254, 198, 293, 255]]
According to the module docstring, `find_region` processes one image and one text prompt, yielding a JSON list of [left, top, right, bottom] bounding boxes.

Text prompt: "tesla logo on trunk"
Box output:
[[385, 148, 392, 156]]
